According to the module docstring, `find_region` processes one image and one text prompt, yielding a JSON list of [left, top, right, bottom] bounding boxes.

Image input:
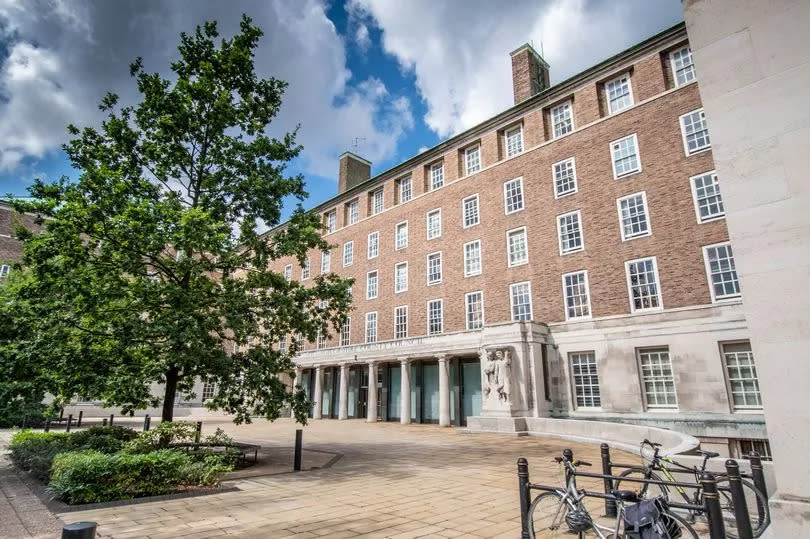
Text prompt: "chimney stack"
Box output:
[[338, 152, 371, 194], [510, 44, 550, 104]]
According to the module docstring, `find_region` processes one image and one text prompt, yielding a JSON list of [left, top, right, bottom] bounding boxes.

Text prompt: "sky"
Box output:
[[0, 0, 685, 216]]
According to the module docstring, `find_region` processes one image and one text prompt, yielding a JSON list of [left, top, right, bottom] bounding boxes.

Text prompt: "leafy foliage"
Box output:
[[124, 421, 199, 453], [4, 15, 352, 422]]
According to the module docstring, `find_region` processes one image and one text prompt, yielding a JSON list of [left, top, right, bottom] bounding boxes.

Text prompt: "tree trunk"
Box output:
[[161, 366, 180, 422]]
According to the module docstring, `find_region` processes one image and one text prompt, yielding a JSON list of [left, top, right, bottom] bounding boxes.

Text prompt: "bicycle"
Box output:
[[614, 439, 770, 538], [528, 452, 698, 538]]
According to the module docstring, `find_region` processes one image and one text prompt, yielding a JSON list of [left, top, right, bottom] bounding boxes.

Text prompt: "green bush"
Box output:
[[125, 421, 199, 453], [70, 426, 139, 453], [0, 399, 47, 428], [8, 431, 72, 481], [181, 454, 234, 486]]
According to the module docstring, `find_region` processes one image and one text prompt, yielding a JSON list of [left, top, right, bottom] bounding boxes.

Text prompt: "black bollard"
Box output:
[[143, 414, 151, 432], [195, 421, 202, 444], [601, 443, 617, 517], [61, 521, 96, 539], [44, 419, 51, 432], [77, 410, 83, 427], [102, 418, 108, 427], [701, 472, 727, 539], [517, 457, 531, 539], [65, 414, 73, 432], [109, 414, 114, 426], [726, 459, 754, 539], [293, 429, 303, 471], [748, 451, 768, 524]]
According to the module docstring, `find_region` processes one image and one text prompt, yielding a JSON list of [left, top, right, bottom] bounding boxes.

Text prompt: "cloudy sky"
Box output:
[[0, 0, 684, 213]]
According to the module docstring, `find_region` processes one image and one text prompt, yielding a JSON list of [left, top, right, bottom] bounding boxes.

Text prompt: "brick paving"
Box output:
[[0, 458, 62, 538], [53, 419, 631, 538]]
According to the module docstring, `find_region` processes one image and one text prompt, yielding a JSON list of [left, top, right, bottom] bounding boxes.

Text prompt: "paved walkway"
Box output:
[[0, 457, 63, 538], [52, 419, 628, 538]]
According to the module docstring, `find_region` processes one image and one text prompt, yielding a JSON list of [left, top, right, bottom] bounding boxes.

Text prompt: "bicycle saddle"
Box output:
[[611, 489, 641, 502], [696, 449, 720, 458]]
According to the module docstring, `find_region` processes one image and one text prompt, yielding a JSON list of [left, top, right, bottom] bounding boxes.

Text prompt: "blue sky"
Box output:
[[0, 1, 684, 220]]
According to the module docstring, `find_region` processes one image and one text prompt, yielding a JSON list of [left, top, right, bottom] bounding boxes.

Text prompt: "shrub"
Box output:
[[181, 454, 234, 486], [125, 421, 199, 453], [8, 431, 72, 481], [0, 399, 47, 428], [70, 426, 139, 453]]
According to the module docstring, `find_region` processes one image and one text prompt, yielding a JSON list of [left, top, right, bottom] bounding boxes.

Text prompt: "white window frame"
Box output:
[[462, 194, 480, 228], [552, 157, 578, 199], [507, 226, 529, 267], [550, 100, 574, 139], [365, 312, 377, 343], [426, 251, 443, 286], [366, 270, 378, 300], [430, 162, 444, 191], [703, 241, 742, 302], [343, 241, 353, 267], [347, 199, 359, 224], [465, 290, 485, 330], [690, 170, 725, 223], [427, 298, 444, 335], [394, 305, 408, 339], [340, 318, 351, 347], [325, 210, 336, 233], [463, 239, 482, 277], [505, 125, 524, 158], [509, 281, 533, 321], [426, 208, 442, 240], [606, 72, 634, 114], [617, 191, 652, 241], [569, 352, 601, 409], [398, 176, 412, 203], [611, 133, 642, 179], [562, 270, 592, 321], [301, 258, 310, 280], [395, 220, 409, 250], [503, 177, 525, 215], [638, 347, 679, 410], [625, 256, 663, 313], [669, 45, 696, 87], [722, 341, 762, 411], [320, 250, 331, 274], [557, 210, 584, 255], [464, 145, 481, 176], [371, 188, 384, 215], [283, 264, 292, 282], [394, 262, 408, 294], [367, 231, 379, 259], [680, 108, 711, 156]]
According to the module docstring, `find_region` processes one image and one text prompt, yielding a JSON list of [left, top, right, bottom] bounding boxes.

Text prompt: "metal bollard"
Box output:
[[748, 451, 768, 524], [701, 472, 727, 539], [61, 521, 97, 539], [65, 414, 73, 432], [77, 410, 83, 427], [601, 443, 617, 517], [109, 414, 114, 426], [143, 414, 151, 432], [726, 460, 754, 539], [293, 429, 303, 471], [44, 419, 51, 432], [517, 457, 531, 539], [195, 421, 202, 444], [102, 418, 108, 426]]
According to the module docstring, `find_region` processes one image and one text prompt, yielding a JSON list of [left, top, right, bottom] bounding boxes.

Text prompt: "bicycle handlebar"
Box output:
[[642, 438, 662, 447]]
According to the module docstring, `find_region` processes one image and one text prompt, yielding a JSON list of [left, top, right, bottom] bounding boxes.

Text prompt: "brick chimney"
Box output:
[[338, 152, 371, 194], [510, 43, 550, 104]]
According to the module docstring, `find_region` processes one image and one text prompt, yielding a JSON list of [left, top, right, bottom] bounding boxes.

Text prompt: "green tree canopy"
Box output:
[[3, 15, 351, 423]]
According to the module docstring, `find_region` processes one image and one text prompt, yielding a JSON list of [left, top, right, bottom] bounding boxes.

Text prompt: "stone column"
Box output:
[[312, 365, 323, 420], [367, 361, 378, 422], [438, 354, 450, 427], [399, 357, 411, 425], [293, 367, 302, 389], [338, 363, 349, 420]]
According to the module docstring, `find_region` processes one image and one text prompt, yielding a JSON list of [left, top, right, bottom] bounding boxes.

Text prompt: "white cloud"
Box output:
[[355, 23, 371, 51], [348, 0, 683, 137]]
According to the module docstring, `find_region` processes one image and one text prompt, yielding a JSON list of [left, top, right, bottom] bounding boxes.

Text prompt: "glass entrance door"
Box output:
[[422, 362, 440, 423], [461, 360, 482, 426], [388, 364, 401, 421], [357, 366, 368, 419]]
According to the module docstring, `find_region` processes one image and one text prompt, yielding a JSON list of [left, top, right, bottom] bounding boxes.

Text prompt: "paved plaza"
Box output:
[[32, 419, 624, 539]]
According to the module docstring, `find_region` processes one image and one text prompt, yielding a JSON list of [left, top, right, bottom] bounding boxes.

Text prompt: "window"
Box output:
[[611, 134, 641, 178], [639, 348, 678, 409], [316, 331, 326, 349], [324, 210, 336, 233], [606, 72, 634, 114], [553, 158, 577, 198], [430, 162, 444, 190], [395, 221, 408, 250], [464, 240, 482, 277], [365, 312, 377, 343], [465, 145, 481, 175], [465, 291, 484, 330], [283, 264, 292, 282], [301, 258, 310, 280], [202, 382, 216, 401], [320, 250, 331, 274], [427, 299, 443, 335], [723, 342, 762, 410], [340, 318, 351, 346], [507, 227, 528, 267], [704, 242, 741, 301], [510, 281, 533, 321], [367, 231, 379, 259], [617, 192, 651, 240], [691, 171, 725, 223], [343, 241, 353, 267], [0, 264, 10, 278], [279, 337, 287, 354], [395, 262, 408, 293], [347, 199, 359, 224], [738, 440, 772, 462], [462, 194, 480, 228], [371, 188, 384, 215], [366, 270, 378, 300], [551, 100, 573, 138], [670, 46, 696, 87], [503, 177, 524, 214], [505, 125, 523, 157], [563, 271, 592, 320], [394, 306, 408, 339], [626, 257, 662, 312], [426, 209, 442, 240], [427, 252, 442, 285], [570, 352, 600, 408], [398, 176, 412, 203], [680, 109, 711, 155], [557, 210, 584, 255]]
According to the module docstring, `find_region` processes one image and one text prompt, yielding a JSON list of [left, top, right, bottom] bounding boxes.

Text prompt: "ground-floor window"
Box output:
[[722, 341, 762, 410], [735, 439, 772, 462], [202, 382, 216, 401], [569, 352, 600, 409], [638, 347, 677, 409]]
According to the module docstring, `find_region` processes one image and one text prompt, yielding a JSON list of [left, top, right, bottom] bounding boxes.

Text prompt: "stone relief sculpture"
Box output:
[[481, 347, 513, 405]]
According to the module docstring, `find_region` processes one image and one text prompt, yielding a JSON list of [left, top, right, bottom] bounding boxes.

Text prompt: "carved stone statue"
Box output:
[[481, 347, 513, 404]]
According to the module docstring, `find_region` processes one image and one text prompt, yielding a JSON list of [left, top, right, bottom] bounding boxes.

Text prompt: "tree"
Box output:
[[8, 16, 351, 423]]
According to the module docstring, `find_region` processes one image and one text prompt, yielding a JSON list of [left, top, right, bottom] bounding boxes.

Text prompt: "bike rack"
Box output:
[[517, 444, 769, 539]]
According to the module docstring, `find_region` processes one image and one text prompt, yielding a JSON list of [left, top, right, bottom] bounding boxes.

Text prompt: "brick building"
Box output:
[[262, 22, 767, 457], [0, 200, 42, 279]]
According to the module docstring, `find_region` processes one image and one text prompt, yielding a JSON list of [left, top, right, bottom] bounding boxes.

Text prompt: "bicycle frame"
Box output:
[[643, 442, 712, 509]]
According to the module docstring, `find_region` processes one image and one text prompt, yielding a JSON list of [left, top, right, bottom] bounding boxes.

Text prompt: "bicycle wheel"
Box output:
[[715, 477, 771, 538], [665, 509, 700, 539], [528, 491, 569, 539], [614, 467, 669, 500]]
